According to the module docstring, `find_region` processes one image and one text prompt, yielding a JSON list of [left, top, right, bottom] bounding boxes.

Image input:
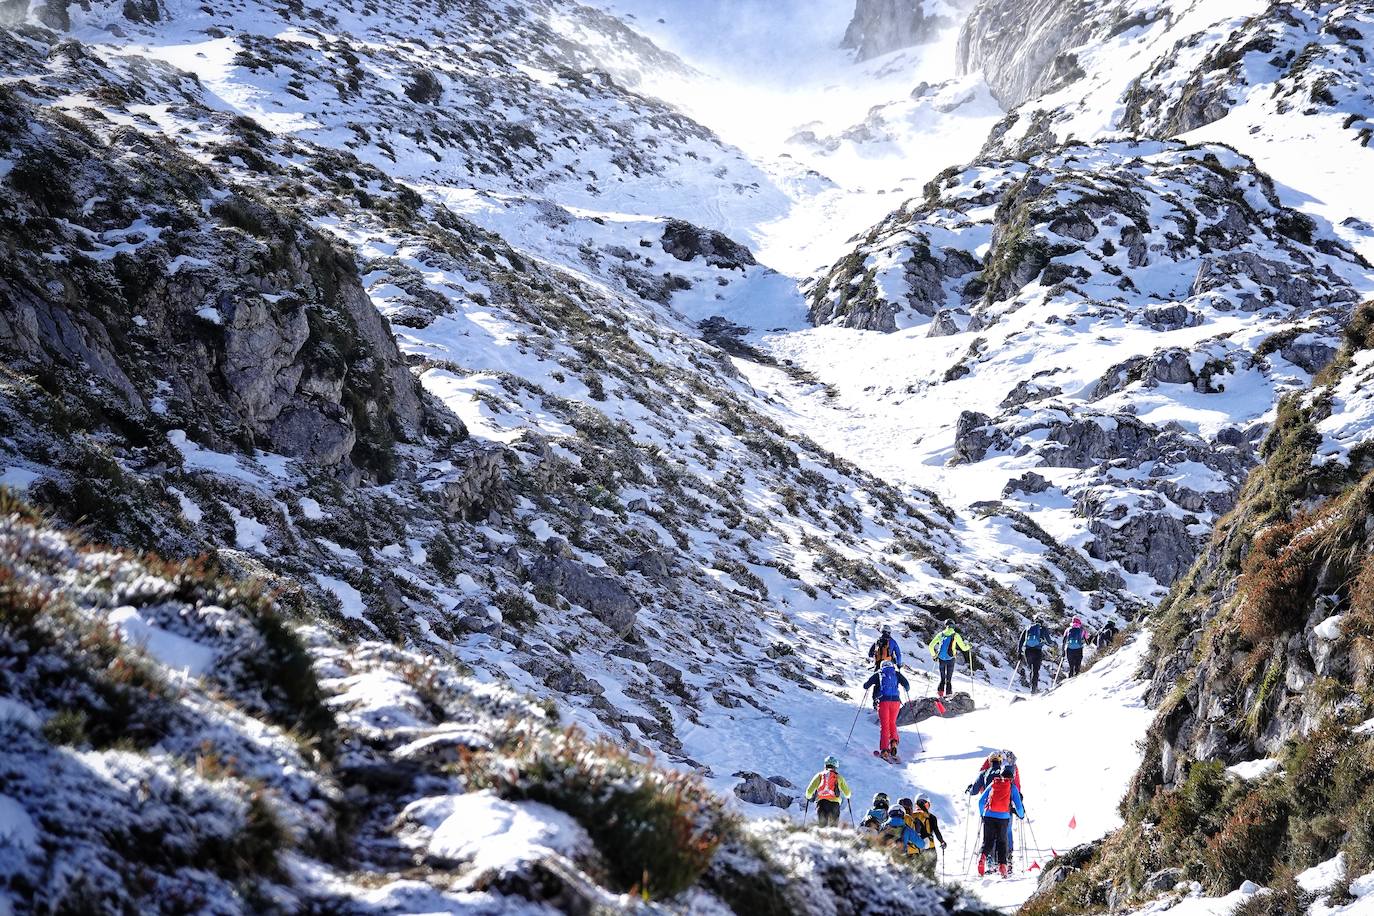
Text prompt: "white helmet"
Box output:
[[880, 658, 896, 670]]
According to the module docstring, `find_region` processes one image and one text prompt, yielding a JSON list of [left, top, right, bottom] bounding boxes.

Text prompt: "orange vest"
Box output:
[[816, 770, 840, 801]]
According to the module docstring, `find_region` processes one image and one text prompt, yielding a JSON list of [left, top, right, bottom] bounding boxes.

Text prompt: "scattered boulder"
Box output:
[[1144, 867, 1185, 893], [732, 772, 795, 809], [526, 556, 638, 636], [897, 692, 974, 725], [660, 219, 756, 270]]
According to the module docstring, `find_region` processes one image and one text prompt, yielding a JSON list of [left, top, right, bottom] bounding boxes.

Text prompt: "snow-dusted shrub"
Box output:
[[705, 820, 971, 916], [463, 727, 731, 899], [1228, 873, 1305, 916]]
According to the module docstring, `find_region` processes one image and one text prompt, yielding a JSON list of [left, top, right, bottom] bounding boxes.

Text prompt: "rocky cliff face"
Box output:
[[805, 138, 1368, 588], [1026, 305, 1374, 913], [956, 0, 1132, 107], [842, 0, 973, 60]]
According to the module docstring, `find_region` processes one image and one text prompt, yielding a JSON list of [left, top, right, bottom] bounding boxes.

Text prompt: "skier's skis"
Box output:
[[872, 750, 902, 765]]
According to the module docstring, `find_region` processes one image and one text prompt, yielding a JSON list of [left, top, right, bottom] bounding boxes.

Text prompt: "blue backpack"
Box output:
[[878, 665, 900, 696], [1024, 625, 1042, 649], [1067, 626, 1085, 650], [939, 634, 956, 660]]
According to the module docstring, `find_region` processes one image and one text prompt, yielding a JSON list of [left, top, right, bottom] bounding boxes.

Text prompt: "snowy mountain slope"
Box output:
[[0, 0, 1144, 834], [788, 137, 1369, 592], [589, 0, 1005, 277], [0, 502, 1001, 914], [957, 0, 1374, 261]]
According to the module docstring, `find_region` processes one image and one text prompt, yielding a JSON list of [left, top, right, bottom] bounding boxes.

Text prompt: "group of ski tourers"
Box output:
[[1016, 615, 1117, 693], [793, 616, 1123, 878], [862, 616, 1120, 762], [802, 749, 1027, 878]]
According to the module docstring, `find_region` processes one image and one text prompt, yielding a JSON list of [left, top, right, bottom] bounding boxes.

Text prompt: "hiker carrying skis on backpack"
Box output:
[[868, 624, 902, 708], [978, 763, 1025, 878], [805, 755, 852, 827], [863, 659, 910, 760], [927, 619, 970, 697], [1062, 616, 1091, 678], [1019, 616, 1049, 694]]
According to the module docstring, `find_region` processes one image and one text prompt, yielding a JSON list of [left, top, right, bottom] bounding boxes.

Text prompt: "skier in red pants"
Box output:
[[862, 659, 910, 761]]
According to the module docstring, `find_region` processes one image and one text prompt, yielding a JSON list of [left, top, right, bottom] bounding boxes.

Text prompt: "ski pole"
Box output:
[[803, 797, 810, 825], [1009, 655, 1023, 691], [847, 796, 857, 829], [1026, 815, 1044, 863], [967, 648, 976, 705], [842, 688, 867, 751]]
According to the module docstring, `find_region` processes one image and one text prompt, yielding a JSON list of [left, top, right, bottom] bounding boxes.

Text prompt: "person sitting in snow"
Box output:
[[805, 755, 852, 827], [863, 659, 910, 761], [978, 763, 1025, 878]]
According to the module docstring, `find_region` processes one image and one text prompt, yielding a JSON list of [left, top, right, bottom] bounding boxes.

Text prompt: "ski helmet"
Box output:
[[880, 658, 895, 670], [915, 794, 931, 809], [898, 797, 914, 812], [944, 618, 955, 628], [824, 755, 839, 769], [881, 623, 891, 634], [1072, 616, 1082, 626], [872, 792, 889, 808], [1002, 749, 1016, 765]]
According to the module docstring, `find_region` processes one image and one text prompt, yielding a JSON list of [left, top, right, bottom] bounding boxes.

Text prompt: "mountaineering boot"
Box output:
[[999, 863, 1010, 879], [977, 853, 986, 876]]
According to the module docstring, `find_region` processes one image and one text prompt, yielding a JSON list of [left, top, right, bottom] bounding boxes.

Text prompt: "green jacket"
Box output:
[[928, 627, 971, 660], [805, 768, 852, 801]]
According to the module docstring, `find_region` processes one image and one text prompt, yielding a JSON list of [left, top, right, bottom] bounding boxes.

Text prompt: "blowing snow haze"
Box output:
[[1, 0, 1373, 914]]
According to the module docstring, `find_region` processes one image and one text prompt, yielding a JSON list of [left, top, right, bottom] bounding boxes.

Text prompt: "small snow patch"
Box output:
[[313, 574, 367, 620], [108, 605, 218, 676], [0, 794, 37, 856], [400, 790, 589, 869], [1297, 853, 1345, 893], [1226, 758, 1281, 781], [0, 467, 40, 491], [196, 306, 223, 325], [1314, 614, 1345, 641], [298, 497, 325, 520]]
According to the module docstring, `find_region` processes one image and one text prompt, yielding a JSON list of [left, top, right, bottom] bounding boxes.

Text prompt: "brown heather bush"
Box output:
[[462, 727, 732, 899]]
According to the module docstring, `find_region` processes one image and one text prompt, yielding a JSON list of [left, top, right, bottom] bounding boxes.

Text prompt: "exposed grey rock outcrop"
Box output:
[[842, 0, 974, 61], [0, 94, 435, 483], [732, 772, 795, 809], [897, 692, 975, 724], [660, 219, 756, 271], [527, 555, 638, 636]]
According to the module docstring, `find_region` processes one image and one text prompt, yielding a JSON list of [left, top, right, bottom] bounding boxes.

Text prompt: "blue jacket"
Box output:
[[864, 667, 910, 701], [1019, 624, 1047, 654], [869, 634, 902, 667], [979, 780, 1025, 820], [886, 810, 925, 851]]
